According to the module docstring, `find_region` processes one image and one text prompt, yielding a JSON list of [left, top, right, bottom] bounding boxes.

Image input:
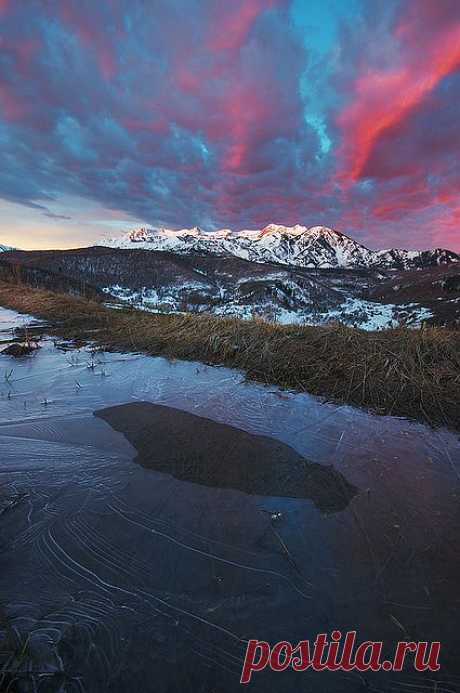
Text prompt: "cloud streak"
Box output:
[[336, 2, 460, 186]]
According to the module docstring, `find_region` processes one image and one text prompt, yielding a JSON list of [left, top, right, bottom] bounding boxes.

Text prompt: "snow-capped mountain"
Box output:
[[0, 244, 14, 252], [101, 224, 459, 271], [372, 247, 459, 270], [5, 243, 459, 329]]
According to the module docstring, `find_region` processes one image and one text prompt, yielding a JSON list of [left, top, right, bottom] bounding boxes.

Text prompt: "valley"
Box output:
[[2, 226, 459, 329]]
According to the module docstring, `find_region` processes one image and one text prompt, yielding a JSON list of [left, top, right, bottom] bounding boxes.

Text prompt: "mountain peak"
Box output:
[[101, 224, 459, 271], [259, 223, 309, 237], [258, 223, 350, 242]]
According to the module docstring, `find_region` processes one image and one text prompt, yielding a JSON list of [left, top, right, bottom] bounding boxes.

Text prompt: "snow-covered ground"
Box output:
[[213, 298, 432, 330], [103, 285, 432, 330]]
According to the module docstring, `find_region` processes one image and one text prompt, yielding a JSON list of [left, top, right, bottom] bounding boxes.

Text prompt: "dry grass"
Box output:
[[0, 281, 459, 431]]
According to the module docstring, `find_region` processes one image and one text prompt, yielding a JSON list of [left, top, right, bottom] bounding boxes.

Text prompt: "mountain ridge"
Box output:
[[101, 224, 459, 271]]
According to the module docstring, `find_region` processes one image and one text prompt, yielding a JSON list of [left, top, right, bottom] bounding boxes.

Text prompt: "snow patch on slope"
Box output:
[[103, 284, 432, 331], [101, 224, 459, 271]]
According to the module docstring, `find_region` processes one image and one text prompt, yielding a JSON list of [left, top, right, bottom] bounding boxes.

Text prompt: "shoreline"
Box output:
[[0, 280, 459, 432]]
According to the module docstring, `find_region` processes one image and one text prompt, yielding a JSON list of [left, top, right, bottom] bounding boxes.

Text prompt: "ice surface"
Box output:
[[0, 308, 459, 692]]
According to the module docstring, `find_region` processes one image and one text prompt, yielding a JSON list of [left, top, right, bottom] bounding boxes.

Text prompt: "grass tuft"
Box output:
[[0, 281, 459, 431]]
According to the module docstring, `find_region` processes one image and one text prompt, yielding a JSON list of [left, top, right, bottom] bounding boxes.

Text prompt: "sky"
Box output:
[[0, 0, 459, 251]]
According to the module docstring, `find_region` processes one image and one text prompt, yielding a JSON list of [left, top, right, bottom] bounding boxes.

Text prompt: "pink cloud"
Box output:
[[336, 5, 460, 186], [208, 0, 277, 51], [0, 84, 26, 121], [60, 4, 117, 81]]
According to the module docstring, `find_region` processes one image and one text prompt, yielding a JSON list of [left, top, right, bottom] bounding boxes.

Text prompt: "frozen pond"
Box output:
[[0, 307, 459, 692]]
